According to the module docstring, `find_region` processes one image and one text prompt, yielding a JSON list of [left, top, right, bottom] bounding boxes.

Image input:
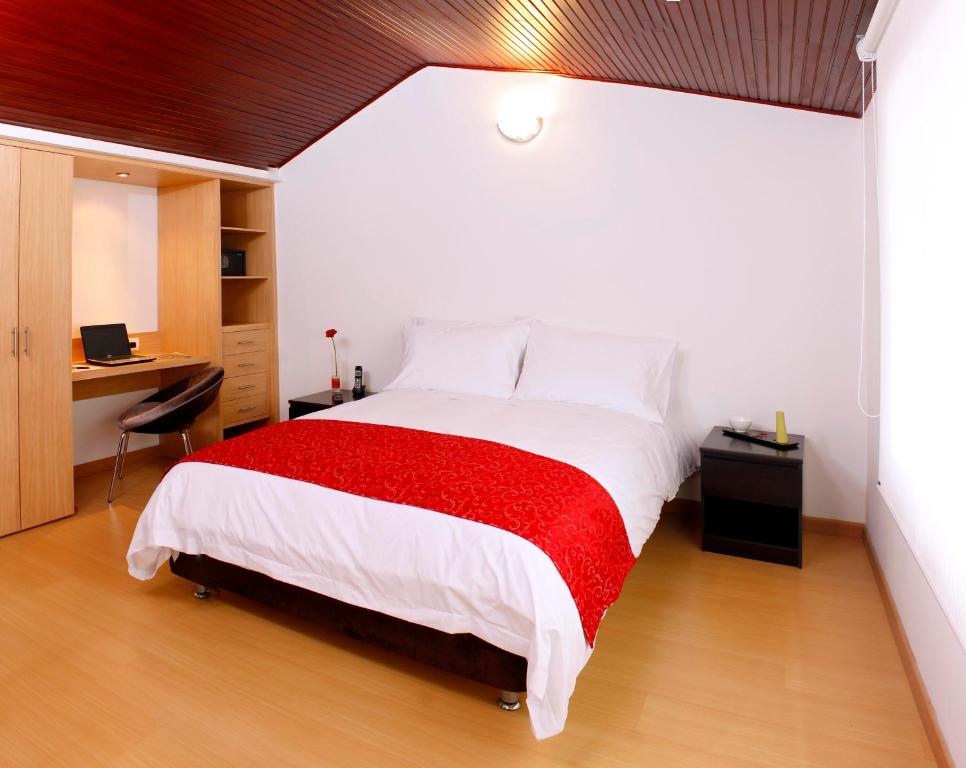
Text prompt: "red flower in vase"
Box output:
[[325, 329, 340, 389]]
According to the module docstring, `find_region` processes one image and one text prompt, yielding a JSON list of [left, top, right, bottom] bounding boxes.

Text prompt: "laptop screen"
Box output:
[[80, 323, 131, 359]]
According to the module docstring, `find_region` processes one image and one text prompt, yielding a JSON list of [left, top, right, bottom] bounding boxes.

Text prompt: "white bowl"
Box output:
[[729, 416, 752, 433]]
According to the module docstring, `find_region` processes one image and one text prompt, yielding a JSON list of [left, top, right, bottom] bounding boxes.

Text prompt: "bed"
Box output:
[[128, 388, 695, 738]]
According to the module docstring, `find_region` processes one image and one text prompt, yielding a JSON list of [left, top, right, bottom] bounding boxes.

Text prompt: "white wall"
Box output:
[[868, 487, 966, 764], [72, 179, 159, 465], [866, 0, 966, 763], [72, 179, 157, 335], [276, 67, 866, 521]]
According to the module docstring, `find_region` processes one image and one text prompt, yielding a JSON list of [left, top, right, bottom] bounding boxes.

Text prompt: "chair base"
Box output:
[[107, 431, 130, 504], [107, 427, 194, 503]]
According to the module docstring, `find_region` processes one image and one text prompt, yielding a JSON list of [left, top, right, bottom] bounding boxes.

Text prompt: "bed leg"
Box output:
[[497, 691, 521, 711], [193, 584, 211, 599]]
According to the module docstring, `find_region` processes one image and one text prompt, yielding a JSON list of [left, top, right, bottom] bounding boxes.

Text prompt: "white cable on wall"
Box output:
[[858, 56, 881, 419]]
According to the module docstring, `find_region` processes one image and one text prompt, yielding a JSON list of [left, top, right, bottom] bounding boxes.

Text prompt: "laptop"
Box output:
[[80, 323, 158, 366]]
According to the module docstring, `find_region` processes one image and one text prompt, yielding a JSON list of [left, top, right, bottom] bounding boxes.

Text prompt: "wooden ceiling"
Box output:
[[0, 0, 876, 169]]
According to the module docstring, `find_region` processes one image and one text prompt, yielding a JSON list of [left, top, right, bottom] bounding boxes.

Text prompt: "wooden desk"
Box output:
[[72, 353, 209, 401]]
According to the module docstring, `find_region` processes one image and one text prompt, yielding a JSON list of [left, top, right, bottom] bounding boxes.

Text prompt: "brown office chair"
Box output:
[[108, 367, 224, 502]]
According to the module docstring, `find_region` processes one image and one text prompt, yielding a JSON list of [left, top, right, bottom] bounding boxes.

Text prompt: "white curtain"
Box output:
[[876, 0, 966, 649]]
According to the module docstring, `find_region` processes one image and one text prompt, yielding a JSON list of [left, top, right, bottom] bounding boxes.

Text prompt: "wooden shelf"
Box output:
[[222, 321, 270, 332], [221, 226, 266, 235], [221, 275, 269, 280]]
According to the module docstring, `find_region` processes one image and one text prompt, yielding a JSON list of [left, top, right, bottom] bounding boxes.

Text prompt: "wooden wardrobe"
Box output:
[[0, 144, 74, 537]]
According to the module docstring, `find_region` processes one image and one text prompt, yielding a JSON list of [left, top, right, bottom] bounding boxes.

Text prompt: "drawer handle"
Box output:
[[238, 406, 257, 412], [237, 340, 256, 346], [238, 362, 255, 368], [237, 384, 256, 391]]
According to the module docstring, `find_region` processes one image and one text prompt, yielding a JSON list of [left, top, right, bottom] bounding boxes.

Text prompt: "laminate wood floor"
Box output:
[[0, 460, 936, 767]]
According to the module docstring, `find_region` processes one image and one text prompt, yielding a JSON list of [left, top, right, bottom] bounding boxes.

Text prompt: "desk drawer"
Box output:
[[223, 328, 268, 355], [222, 393, 268, 427], [223, 350, 267, 377], [222, 372, 267, 402], [701, 456, 802, 508]]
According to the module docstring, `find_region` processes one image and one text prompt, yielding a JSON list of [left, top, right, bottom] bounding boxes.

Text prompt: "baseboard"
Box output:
[[863, 533, 954, 768], [73, 445, 164, 480], [802, 516, 865, 538]]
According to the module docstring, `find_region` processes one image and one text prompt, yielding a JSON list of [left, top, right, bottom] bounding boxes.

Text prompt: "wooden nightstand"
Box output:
[[287, 389, 373, 420], [699, 427, 805, 568]]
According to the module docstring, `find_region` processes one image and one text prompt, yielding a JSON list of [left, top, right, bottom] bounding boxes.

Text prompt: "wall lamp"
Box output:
[[497, 112, 544, 143], [497, 87, 546, 143]]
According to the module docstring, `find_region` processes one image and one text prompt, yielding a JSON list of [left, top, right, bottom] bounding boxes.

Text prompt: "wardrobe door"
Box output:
[[0, 145, 19, 536], [17, 149, 73, 529]]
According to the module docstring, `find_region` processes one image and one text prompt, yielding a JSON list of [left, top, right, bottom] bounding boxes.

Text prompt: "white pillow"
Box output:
[[385, 320, 531, 399], [513, 323, 678, 422]]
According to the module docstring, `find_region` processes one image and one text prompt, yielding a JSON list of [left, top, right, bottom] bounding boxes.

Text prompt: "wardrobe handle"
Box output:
[[9, 327, 16, 358], [22, 327, 29, 357]]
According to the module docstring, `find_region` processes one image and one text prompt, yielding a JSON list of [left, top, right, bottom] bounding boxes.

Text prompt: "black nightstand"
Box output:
[[287, 390, 374, 420], [699, 427, 805, 568]]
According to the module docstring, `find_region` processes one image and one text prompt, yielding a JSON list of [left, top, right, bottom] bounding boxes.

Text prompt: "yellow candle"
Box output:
[[775, 411, 789, 444]]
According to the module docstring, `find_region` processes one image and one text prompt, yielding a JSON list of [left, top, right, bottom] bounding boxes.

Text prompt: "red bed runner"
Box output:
[[178, 419, 635, 645]]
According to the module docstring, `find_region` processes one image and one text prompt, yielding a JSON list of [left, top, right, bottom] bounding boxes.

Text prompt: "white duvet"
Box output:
[[127, 389, 696, 738]]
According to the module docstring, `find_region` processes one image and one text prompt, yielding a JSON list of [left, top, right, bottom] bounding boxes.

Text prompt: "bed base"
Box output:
[[170, 554, 528, 702]]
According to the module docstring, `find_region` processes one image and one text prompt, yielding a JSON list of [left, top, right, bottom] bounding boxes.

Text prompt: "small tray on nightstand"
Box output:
[[721, 428, 800, 450]]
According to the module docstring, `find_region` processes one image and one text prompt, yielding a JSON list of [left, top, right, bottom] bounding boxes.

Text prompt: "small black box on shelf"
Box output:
[[221, 248, 246, 276]]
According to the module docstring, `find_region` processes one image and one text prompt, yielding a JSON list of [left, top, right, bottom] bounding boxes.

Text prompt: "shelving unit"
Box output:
[[0, 138, 282, 532], [218, 182, 279, 435], [154, 172, 279, 455]]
